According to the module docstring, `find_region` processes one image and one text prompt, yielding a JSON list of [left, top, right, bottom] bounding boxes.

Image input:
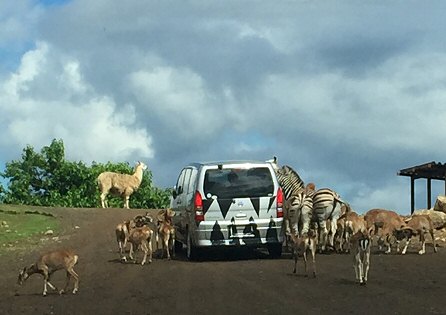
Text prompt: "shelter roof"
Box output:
[[398, 161, 446, 180]]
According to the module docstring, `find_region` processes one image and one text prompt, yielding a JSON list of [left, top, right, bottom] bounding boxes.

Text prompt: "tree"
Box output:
[[0, 139, 170, 208]]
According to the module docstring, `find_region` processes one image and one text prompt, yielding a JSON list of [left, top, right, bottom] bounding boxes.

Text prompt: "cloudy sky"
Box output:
[[2, 0, 446, 213]]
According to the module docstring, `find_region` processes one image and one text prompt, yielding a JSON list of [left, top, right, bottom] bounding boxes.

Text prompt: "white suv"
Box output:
[[170, 160, 284, 260]]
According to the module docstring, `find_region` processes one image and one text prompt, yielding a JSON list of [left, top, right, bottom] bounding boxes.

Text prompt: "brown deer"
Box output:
[[17, 249, 79, 296]]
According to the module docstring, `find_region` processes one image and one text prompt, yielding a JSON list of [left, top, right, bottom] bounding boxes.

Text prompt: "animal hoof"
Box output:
[[121, 256, 127, 262], [72, 289, 78, 294], [58, 289, 65, 295]]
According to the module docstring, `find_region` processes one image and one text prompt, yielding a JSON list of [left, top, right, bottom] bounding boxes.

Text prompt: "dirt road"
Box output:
[[1, 207, 444, 315]]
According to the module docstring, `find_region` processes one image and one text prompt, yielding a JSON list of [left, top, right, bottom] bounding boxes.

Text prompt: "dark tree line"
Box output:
[[0, 139, 170, 209]]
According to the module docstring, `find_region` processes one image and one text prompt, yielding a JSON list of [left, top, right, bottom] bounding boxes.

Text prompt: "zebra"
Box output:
[[286, 190, 313, 237], [270, 161, 306, 238], [275, 165, 306, 200], [312, 188, 350, 252]]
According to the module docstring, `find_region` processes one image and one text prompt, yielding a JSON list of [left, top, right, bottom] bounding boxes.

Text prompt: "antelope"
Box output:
[[351, 230, 371, 285], [156, 208, 176, 260], [17, 249, 79, 296], [127, 226, 154, 265]]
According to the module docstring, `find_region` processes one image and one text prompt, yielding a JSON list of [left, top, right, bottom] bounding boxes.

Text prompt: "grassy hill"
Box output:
[[0, 204, 60, 254]]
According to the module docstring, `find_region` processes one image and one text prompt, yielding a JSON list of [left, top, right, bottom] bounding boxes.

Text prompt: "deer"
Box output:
[[17, 249, 79, 296]]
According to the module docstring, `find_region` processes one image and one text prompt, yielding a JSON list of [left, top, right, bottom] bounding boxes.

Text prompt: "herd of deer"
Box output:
[[290, 207, 438, 286], [16, 208, 176, 296], [16, 206, 438, 296]]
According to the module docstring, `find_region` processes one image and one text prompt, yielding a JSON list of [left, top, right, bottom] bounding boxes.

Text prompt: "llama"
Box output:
[[17, 249, 79, 296], [97, 161, 147, 209]]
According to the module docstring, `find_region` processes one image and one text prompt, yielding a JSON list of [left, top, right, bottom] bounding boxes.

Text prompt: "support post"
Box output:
[[411, 176, 415, 214], [427, 178, 432, 209]]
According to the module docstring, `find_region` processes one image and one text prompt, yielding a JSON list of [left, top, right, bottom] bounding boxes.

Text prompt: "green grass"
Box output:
[[0, 206, 60, 252]]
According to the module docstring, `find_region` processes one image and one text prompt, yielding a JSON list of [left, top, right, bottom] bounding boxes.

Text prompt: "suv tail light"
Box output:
[[276, 187, 283, 218], [194, 191, 204, 222]]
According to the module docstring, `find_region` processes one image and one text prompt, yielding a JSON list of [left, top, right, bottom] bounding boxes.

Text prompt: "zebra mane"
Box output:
[[281, 165, 305, 186]]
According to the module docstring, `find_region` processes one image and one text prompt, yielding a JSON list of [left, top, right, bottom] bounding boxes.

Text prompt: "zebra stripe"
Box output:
[[312, 188, 342, 218], [312, 187, 347, 251], [275, 165, 305, 200], [288, 191, 313, 235]]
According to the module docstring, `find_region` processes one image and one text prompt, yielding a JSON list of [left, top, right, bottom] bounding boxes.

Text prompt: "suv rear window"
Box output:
[[203, 167, 274, 199]]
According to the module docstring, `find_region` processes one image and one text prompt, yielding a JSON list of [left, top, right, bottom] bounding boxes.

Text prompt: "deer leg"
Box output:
[[303, 249, 308, 277], [293, 247, 298, 274], [129, 243, 135, 261], [385, 235, 392, 254], [42, 270, 57, 296], [418, 233, 426, 255], [68, 268, 79, 294], [402, 237, 410, 255], [171, 232, 176, 258], [165, 235, 171, 260], [148, 238, 153, 263], [431, 229, 438, 253], [353, 251, 360, 283], [60, 271, 71, 294], [363, 250, 370, 284]]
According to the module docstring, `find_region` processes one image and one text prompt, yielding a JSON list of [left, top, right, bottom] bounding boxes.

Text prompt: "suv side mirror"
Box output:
[[172, 187, 178, 199]]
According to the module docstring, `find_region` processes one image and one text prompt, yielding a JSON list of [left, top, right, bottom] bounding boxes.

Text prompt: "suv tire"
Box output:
[[267, 243, 283, 258], [186, 229, 200, 261]]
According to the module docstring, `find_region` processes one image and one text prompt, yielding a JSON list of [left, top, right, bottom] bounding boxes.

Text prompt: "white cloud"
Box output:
[[128, 66, 231, 139], [0, 41, 154, 164]]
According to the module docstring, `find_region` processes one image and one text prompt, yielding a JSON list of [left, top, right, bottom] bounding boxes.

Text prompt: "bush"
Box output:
[[0, 139, 170, 208]]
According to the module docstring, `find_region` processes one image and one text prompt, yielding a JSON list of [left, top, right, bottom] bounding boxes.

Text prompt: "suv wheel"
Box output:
[[267, 243, 283, 258], [186, 229, 200, 261], [174, 240, 183, 253]]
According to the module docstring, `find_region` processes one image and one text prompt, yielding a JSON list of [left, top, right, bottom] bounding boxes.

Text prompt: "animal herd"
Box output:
[[16, 207, 177, 296], [270, 157, 438, 286], [15, 159, 439, 296]]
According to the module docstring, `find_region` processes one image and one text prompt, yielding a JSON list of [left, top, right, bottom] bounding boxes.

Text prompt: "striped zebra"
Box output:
[[286, 190, 313, 237], [275, 165, 305, 200], [312, 188, 349, 251], [270, 160, 306, 238]]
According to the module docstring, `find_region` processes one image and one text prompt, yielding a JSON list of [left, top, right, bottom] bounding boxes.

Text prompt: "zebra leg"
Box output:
[[320, 221, 328, 252], [310, 237, 317, 277], [328, 218, 338, 250]]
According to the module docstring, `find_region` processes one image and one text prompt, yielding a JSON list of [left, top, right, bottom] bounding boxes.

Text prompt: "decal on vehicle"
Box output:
[[217, 199, 233, 218], [266, 217, 279, 243], [250, 197, 260, 216], [210, 221, 225, 245], [268, 196, 276, 212]]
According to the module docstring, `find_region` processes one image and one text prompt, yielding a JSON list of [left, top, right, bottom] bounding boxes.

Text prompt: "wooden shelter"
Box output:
[[398, 161, 446, 214]]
